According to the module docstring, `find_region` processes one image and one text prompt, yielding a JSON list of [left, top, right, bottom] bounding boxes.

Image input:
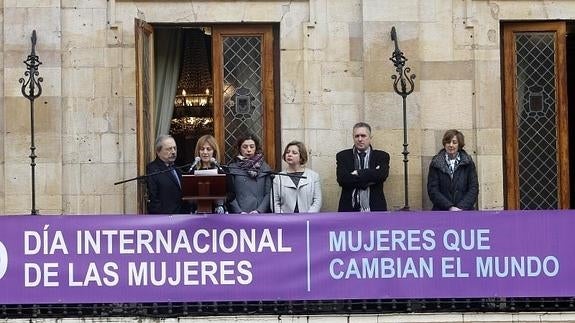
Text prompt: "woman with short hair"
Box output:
[[427, 129, 479, 211], [272, 141, 322, 213], [227, 134, 272, 214]]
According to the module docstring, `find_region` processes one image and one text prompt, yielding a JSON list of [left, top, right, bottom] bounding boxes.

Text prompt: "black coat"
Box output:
[[336, 148, 390, 212], [427, 149, 479, 210], [146, 157, 190, 214]]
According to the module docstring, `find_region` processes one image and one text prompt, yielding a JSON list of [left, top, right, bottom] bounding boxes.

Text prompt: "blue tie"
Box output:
[[171, 168, 181, 187]]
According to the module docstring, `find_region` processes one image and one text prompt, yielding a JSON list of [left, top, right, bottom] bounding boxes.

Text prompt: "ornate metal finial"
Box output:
[[20, 30, 43, 101], [390, 27, 415, 98], [18, 30, 44, 215], [389, 27, 416, 211]]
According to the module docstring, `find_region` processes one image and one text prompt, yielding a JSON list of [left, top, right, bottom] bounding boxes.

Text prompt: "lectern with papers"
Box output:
[[182, 173, 227, 213]]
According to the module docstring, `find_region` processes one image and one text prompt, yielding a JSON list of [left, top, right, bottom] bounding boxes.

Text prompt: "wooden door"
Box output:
[[135, 18, 155, 213], [212, 25, 277, 168], [502, 22, 570, 209]]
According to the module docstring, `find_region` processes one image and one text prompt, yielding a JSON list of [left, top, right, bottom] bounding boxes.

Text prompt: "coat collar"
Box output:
[[278, 169, 309, 188], [430, 149, 473, 174]]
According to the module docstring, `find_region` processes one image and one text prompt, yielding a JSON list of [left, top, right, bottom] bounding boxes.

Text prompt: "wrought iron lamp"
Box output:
[[390, 26, 416, 211], [19, 30, 43, 215]]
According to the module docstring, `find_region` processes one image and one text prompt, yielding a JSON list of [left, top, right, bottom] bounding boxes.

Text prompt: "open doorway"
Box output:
[[135, 21, 280, 213], [166, 27, 214, 167]]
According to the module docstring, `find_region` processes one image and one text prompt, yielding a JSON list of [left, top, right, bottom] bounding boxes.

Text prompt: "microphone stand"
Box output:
[[220, 165, 306, 214], [266, 170, 306, 213], [277, 175, 282, 213], [113, 162, 193, 185], [219, 165, 307, 179]]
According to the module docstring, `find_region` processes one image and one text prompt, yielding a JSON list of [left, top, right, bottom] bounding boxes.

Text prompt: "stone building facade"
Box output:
[[2, 2, 575, 322], [1, 0, 573, 214]]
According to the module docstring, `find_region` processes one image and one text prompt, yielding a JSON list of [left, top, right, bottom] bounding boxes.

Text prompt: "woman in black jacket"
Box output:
[[427, 129, 478, 211]]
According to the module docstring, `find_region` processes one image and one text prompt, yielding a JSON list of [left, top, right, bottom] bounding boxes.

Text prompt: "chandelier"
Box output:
[[174, 88, 212, 107], [174, 28, 213, 109]]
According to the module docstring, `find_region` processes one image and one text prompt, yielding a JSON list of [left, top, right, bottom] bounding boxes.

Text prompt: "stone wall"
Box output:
[[3, 1, 63, 214], [2, 0, 575, 214]]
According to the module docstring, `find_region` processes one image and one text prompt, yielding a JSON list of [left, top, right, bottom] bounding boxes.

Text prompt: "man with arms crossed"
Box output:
[[336, 122, 390, 212]]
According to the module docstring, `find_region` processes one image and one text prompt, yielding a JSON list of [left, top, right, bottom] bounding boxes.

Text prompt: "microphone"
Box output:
[[188, 157, 201, 172], [210, 157, 225, 172]]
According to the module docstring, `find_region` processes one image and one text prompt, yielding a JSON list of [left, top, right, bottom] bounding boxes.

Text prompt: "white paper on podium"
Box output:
[[194, 169, 218, 176]]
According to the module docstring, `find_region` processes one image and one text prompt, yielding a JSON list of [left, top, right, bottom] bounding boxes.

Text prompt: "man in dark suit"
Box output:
[[336, 122, 390, 212], [146, 135, 190, 214]]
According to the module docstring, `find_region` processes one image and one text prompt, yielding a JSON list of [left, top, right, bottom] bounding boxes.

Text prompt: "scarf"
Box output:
[[237, 153, 264, 178], [352, 147, 371, 212], [444, 152, 461, 179]]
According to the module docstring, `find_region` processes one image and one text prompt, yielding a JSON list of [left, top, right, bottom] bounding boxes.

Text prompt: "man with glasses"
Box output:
[[146, 135, 190, 214]]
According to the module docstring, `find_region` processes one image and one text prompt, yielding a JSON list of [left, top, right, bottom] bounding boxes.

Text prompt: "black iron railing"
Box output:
[[2, 298, 575, 318]]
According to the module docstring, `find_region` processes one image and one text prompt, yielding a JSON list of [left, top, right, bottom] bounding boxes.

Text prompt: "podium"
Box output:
[[182, 174, 227, 214]]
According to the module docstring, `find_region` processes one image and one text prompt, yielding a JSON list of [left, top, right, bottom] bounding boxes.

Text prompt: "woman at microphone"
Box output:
[[190, 134, 226, 213], [272, 141, 322, 213], [190, 134, 221, 171]]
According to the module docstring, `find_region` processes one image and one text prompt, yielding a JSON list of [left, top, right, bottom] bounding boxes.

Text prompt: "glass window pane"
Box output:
[[515, 32, 558, 209], [222, 36, 264, 161]]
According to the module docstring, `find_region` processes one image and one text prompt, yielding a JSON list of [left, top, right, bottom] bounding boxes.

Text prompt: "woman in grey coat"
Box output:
[[227, 134, 272, 214]]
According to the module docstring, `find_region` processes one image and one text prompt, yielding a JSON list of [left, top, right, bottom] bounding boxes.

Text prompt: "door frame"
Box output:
[[135, 18, 155, 214], [135, 22, 279, 213], [501, 21, 570, 209], [212, 25, 277, 167]]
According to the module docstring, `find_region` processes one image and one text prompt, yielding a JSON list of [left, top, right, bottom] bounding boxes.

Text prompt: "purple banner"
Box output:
[[0, 210, 573, 304]]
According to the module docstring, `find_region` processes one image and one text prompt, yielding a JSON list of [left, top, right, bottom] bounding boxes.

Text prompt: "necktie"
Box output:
[[171, 168, 181, 187], [354, 151, 367, 211], [359, 152, 366, 170]]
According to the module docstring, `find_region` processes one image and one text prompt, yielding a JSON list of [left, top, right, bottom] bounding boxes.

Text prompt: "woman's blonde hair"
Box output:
[[195, 135, 220, 162]]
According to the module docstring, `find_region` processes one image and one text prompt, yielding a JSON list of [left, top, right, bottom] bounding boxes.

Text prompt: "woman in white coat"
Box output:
[[272, 141, 322, 213]]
